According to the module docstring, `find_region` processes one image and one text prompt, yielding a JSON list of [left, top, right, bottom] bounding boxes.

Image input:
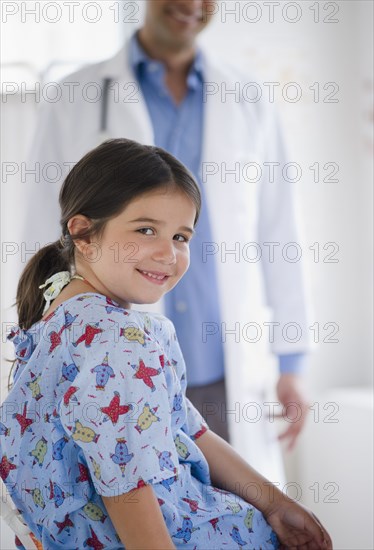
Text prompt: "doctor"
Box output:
[[25, 0, 311, 481]]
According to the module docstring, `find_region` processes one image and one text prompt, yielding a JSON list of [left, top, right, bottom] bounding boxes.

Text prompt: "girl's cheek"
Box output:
[[181, 254, 190, 274]]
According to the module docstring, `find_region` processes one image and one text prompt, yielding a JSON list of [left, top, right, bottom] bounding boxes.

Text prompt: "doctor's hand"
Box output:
[[275, 373, 310, 451]]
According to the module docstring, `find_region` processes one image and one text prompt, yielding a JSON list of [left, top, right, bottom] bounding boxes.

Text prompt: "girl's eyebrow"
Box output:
[[129, 217, 195, 235]]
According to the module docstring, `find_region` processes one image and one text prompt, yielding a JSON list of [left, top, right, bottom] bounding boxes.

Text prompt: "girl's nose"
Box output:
[[152, 240, 177, 265]]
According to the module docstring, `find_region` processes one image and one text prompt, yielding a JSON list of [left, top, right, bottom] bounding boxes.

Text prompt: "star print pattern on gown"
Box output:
[[0, 293, 278, 549]]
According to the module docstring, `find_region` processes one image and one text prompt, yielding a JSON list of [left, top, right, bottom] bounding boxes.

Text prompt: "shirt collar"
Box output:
[[129, 31, 205, 90]]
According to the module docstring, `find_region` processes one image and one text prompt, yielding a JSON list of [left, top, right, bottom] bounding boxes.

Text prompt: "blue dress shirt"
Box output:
[[129, 33, 306, 385]]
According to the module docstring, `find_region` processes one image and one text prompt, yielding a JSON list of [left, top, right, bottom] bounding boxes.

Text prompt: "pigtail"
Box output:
[[16, 240, 70, 330]]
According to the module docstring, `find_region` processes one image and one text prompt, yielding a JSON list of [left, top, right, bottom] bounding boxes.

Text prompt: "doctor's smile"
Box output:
[[141, 0, 215, 46], [164, 2, 204, 26]]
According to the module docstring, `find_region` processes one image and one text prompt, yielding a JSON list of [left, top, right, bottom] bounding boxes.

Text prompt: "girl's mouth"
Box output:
[[137, 269, 170, 285]]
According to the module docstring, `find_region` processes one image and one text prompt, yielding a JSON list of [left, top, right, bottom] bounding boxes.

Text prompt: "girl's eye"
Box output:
[[174, 234, 189, 243], [137, 228, 155, 236]]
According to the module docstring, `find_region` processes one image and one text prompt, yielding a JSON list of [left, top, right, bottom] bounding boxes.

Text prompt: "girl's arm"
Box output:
[[195, 429, 332, 549], [102, 484, 176, 550], [195, 429, 278, 515]]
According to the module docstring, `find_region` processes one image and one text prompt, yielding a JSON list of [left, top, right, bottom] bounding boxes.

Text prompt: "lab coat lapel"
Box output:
[[99, 41, 154, 145], [201, 55, 272, 413]]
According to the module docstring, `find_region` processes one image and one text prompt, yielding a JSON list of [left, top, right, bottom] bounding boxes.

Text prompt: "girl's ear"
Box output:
[[67, 215, 93, 255]]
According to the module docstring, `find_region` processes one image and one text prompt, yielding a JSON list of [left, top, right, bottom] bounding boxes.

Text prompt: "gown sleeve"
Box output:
[[182, 397, 209, 441], [164, 319, 210, 441], [58, 306, 180, 497]]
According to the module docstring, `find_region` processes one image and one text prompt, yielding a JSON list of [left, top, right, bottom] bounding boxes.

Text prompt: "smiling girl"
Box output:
[[0, 139, 332, 549]]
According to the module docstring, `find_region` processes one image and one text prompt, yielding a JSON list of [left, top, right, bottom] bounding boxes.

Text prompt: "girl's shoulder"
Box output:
[[8, 294, 178, 370], [41, 292, 155, 321], [42, 292, 177, 344]]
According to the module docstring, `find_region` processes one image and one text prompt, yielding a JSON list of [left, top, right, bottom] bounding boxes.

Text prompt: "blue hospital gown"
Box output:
[[0, 293, 279, 549]]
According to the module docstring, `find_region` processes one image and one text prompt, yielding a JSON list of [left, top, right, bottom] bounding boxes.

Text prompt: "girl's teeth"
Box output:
[[143, 271, 165, 280]]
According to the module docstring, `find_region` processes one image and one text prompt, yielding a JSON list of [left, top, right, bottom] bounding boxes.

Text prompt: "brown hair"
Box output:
[[17, 138, 201, 329]]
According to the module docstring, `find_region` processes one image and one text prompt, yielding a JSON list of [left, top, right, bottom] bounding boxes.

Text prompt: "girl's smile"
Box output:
[[70, 187, 196, 309], [137, 269, 171, 284]]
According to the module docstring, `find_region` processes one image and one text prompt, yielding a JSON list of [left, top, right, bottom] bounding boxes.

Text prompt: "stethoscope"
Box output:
[[98, 77, 112, 143]]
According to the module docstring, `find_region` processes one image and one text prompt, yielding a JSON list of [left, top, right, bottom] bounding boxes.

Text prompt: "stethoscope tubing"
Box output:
[[100, 77, 112, 135]]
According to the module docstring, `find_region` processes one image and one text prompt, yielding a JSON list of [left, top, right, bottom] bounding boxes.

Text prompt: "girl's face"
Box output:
[[73, 187, 196, 308]]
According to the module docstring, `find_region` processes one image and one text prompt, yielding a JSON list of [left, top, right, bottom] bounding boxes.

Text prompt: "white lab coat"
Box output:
[[24, 40, 311, 482]]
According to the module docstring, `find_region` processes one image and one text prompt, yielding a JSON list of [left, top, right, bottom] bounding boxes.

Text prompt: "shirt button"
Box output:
[[176, 301, 187, 313]]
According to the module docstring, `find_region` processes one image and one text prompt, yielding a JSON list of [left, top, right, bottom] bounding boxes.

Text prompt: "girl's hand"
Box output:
[[265, 496, 333, 550]]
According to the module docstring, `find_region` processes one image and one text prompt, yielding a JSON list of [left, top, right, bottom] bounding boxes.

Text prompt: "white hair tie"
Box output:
[[39, 271, 83, 313]]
